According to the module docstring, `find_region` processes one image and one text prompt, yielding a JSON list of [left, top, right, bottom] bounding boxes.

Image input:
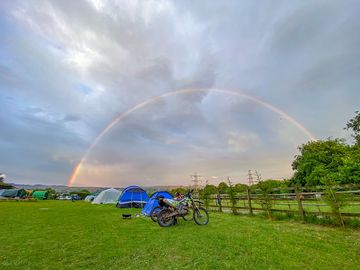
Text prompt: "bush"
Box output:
[[227, 179, 238, 215], [322, 184, 347, 227], [256, 181, 273, 219]]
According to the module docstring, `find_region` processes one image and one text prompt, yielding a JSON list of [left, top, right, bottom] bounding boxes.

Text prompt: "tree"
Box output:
[[345, 110, 360, 144], [217, 182, 229, 193], [0, 182, 14, 190], [70, 189, 91, 200], [0, 173, 13, 189], [169, 187, 187, 196], [339, 146, 360, 184], [234, 183, 248, 193], [45, 188, 57, 199], [0, 172, 5, 182], [203, 184, 217, 194], [251, 179, 288, 192], [291, 139, 350, 186], [200, 185, 217, 209]]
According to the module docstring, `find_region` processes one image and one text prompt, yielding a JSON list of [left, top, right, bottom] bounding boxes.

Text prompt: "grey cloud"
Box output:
[[1, 1, 359, 186], [63, 114, 80, 122]]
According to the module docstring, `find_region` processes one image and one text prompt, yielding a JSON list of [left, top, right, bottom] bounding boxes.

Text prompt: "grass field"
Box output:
[[1, 201, 359, 270]]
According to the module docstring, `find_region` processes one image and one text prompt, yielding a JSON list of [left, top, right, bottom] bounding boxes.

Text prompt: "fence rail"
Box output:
[[203, 189, 360, 219]]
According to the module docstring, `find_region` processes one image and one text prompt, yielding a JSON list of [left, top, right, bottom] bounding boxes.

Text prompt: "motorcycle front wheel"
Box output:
[[157, 208, 175, 227], [193, 207, 209, 225]]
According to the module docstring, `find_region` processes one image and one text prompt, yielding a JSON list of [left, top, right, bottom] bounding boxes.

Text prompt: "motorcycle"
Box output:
[[157, 190, 209, 227], [150, 196, 194, 222]]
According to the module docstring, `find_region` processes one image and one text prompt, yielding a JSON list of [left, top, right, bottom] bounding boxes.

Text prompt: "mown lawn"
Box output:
[[0, 201, 359, 270]]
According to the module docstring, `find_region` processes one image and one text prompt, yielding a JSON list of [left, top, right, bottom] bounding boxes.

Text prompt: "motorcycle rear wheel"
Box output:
[[157, 208, 175, 227], [150, 206, 162, 222]]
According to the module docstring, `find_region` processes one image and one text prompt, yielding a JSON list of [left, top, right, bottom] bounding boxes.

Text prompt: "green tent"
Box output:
[[32, 191, 48, 200], [1, 189, 26, 198]]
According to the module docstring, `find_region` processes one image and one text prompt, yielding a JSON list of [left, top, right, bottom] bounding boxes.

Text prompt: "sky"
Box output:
[[0, 0, 359, 187]]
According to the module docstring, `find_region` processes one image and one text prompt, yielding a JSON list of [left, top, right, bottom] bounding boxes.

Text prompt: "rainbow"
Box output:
[[68, 88, 317, 186]]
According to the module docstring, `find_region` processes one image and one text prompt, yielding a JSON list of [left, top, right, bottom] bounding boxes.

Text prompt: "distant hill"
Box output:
[[10, 184, 104, 193], [9, 183, 187, 193]]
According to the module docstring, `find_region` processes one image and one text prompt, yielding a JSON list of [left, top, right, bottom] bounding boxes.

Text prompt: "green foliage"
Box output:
[[45, 188, 57, 199], [200, 184, 217, 208], [0, 182, 14, 190], [234, 183, 248, 193], [291, 139, 360, 186], [291, 112, 360, 186], [70, 189, 91, 200], [256, 181, 273, 219], [217, 181, 229, 193], [204, 184, 217, 194], [322, 181, 347, 227], [251, 179, 289, 192], [345, 110, 360, 144], [339, 145, 360, 184], [227, 180, 238, 214], [169, 187, 187, 196]]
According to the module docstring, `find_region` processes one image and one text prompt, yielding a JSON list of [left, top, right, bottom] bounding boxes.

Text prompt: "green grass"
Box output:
[[1, 201, 359, 270]]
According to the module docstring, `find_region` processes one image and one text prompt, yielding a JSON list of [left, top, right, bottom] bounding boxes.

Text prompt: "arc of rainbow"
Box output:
[[68, 88, 317, 186]]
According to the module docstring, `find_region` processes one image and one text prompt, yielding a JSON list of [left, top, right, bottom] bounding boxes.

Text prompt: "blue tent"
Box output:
[[117, 185, 149, 208], [142, 191, 173, 216]]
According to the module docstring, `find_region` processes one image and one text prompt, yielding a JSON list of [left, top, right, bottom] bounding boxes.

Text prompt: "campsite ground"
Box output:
[[1, 201, 359, 270]]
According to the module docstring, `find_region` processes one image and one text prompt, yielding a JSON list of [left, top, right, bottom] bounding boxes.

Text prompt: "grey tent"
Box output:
[[1, 189, 26, 198], [92, 188, 121, 204]]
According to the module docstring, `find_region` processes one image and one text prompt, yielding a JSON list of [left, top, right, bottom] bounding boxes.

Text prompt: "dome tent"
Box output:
[[84, 195, 96, 202], [142, 191, 173, 216], [117, 185, 149, 208], [32, 191, 48, 200], [1, 189, 26, 198], [85, 189, 103, 202], [92, 188, 121, 204]]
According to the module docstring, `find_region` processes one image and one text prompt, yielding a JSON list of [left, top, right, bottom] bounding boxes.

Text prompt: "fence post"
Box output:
[[217, 193, 222, 212], [247, 187, 253, 215], [295, 186, 305, 221]]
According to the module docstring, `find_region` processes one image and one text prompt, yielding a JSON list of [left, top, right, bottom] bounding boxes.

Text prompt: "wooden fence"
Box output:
[[203, 188, 360, 220]]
